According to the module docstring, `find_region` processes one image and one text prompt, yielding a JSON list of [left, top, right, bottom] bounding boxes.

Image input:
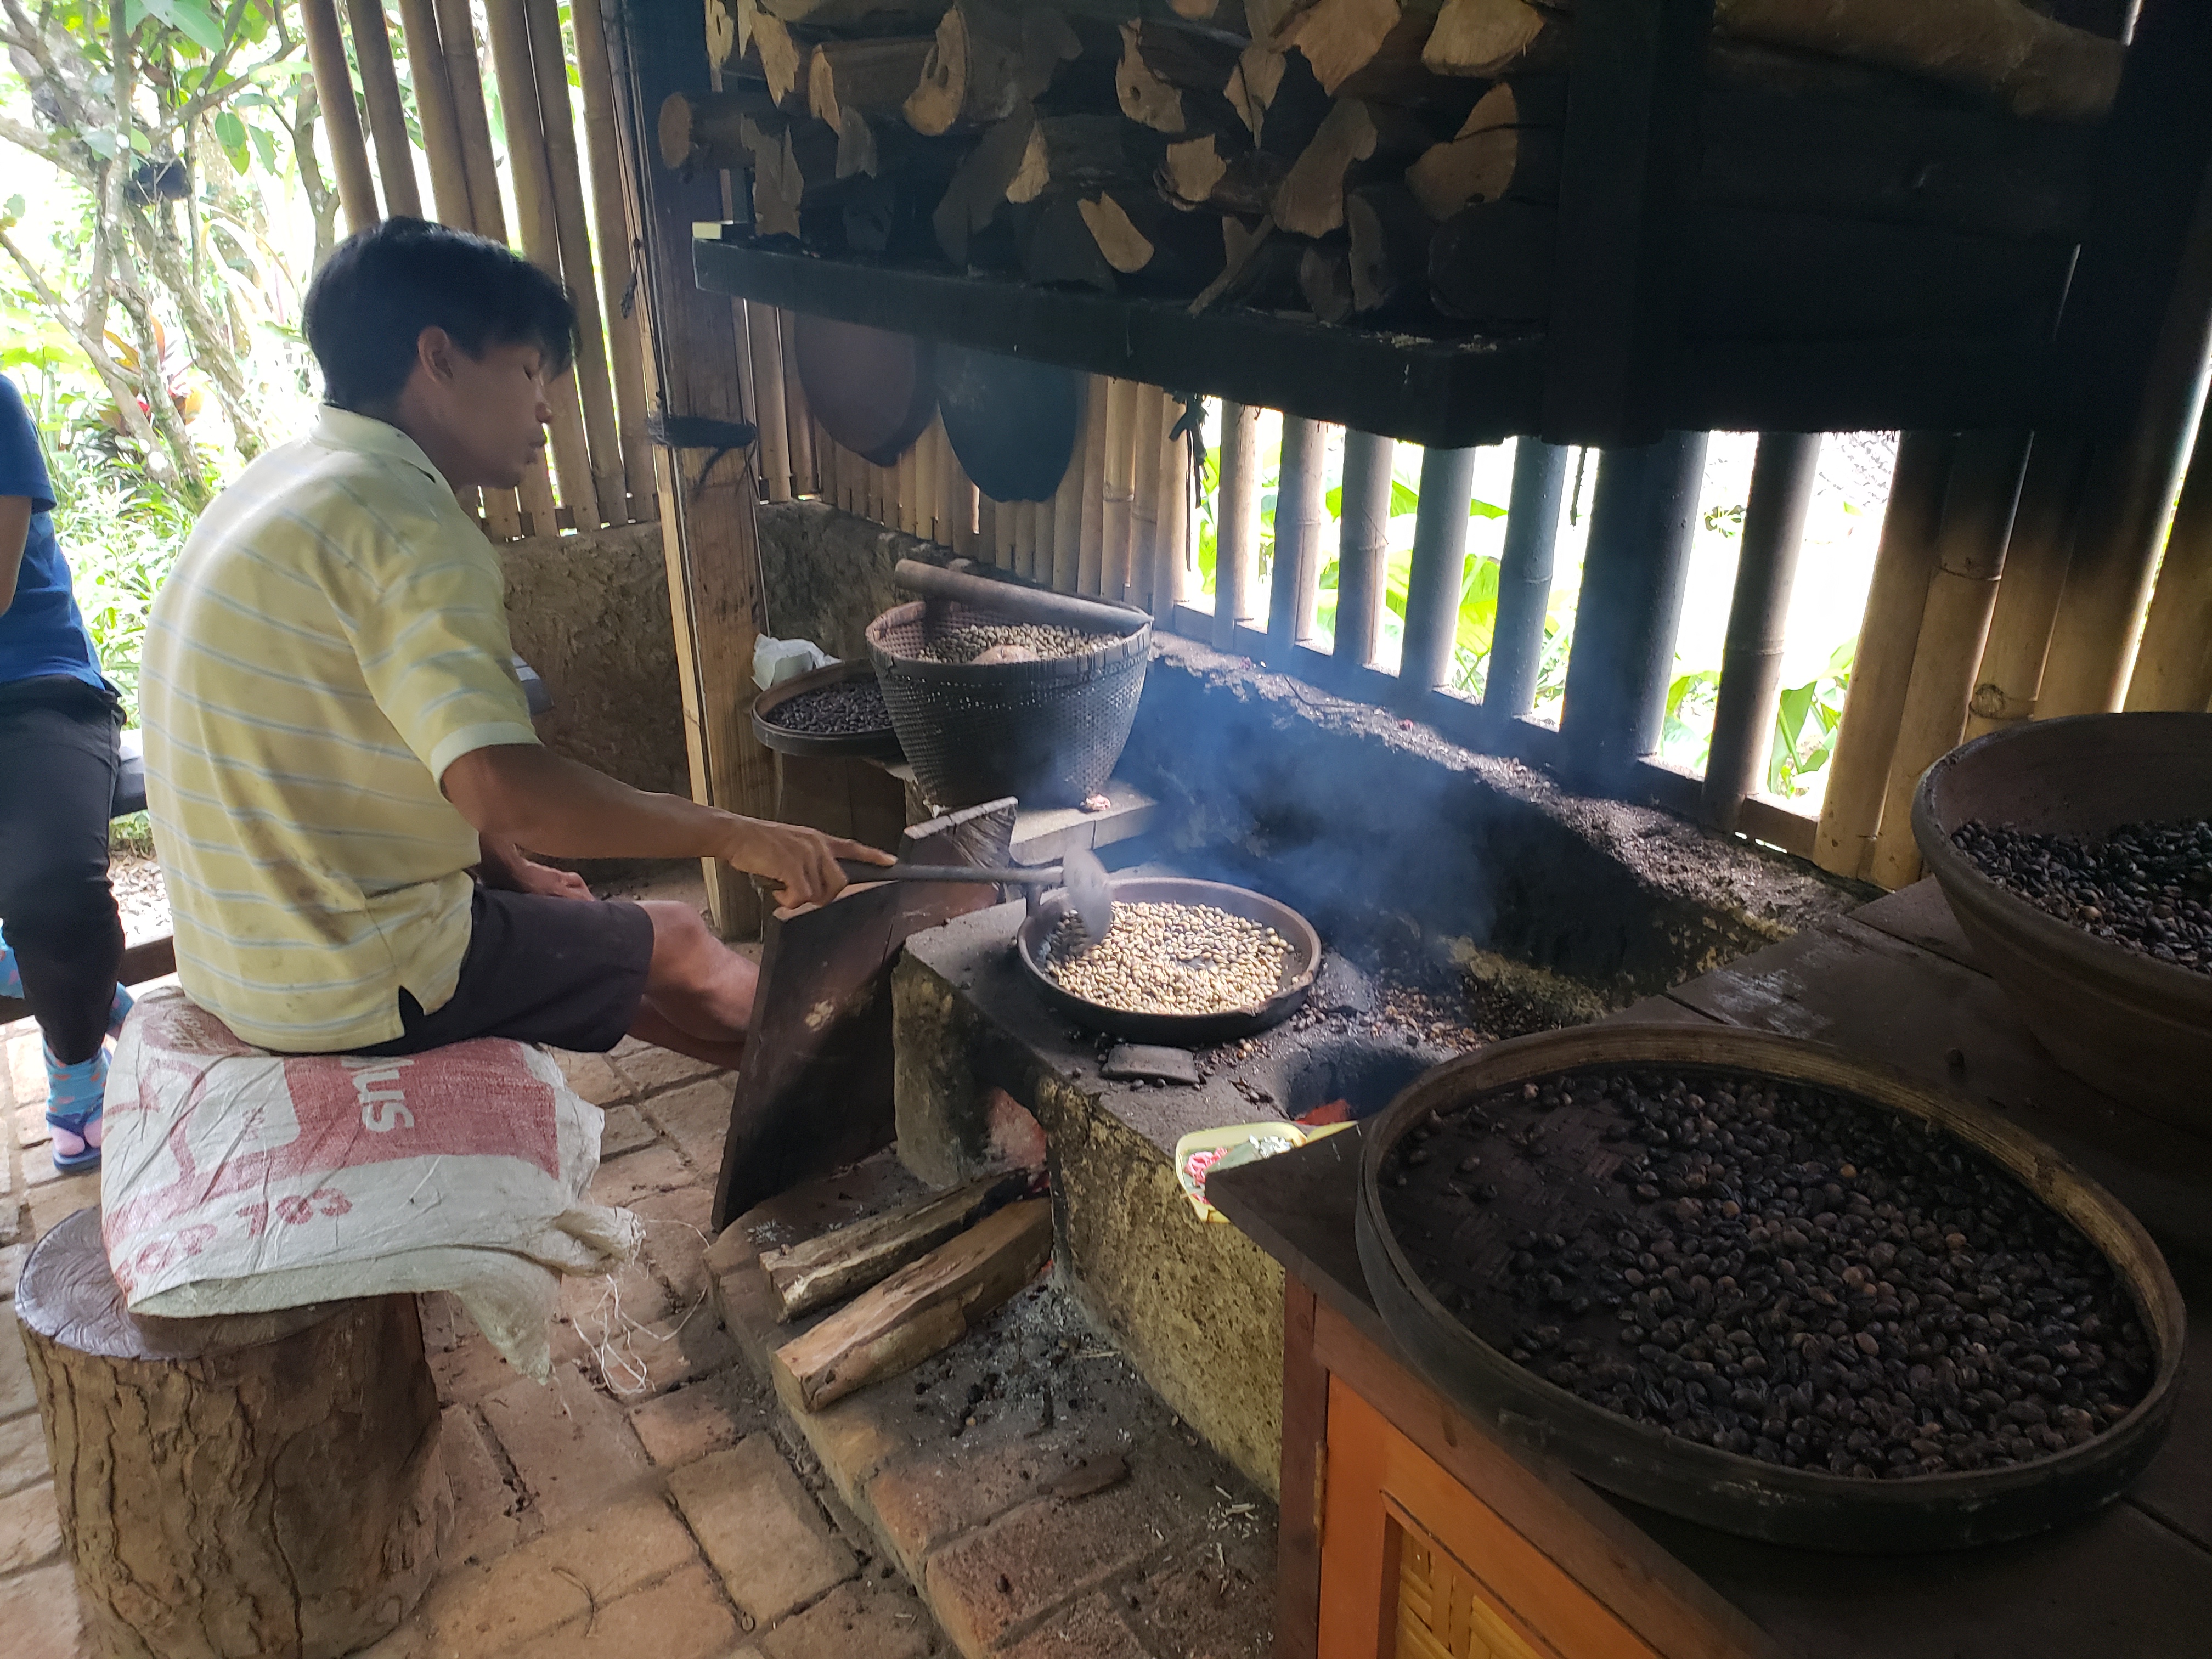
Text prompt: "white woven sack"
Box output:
[[99, 986, 641, 1380]]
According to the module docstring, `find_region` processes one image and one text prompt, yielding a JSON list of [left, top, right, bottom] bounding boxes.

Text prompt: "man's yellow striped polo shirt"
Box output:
[[141, 407, 539, 1051]]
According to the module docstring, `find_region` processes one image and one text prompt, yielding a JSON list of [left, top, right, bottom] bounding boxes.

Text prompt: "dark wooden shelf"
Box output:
[[693, 234, 2051, 445]]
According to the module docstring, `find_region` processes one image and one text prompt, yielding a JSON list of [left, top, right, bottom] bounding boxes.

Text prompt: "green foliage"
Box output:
[[1769, 639, 1855, 799], [48, 454, 196, 726]]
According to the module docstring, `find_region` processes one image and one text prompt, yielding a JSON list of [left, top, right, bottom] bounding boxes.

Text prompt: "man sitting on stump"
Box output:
[[142, 217, 888, 1064]]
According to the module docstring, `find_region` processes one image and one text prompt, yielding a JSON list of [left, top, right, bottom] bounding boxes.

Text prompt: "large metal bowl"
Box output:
[[1911, 712, 2212, 1130], [1355, 1024, 2187, 1553], [1015, 876, 1322, 1045]]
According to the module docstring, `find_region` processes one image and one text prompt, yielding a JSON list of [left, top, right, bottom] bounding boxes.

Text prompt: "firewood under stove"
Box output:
[[685, 0, 2119, 342]]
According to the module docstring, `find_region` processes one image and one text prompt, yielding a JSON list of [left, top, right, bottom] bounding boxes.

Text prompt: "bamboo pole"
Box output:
[[1035, 481, 1058, 584], [1812, 432, 1956, 879], [435, 0, 506, 240], [1865, 430, 2034, 890], [1399, 446, 1481, 699], [1051, 393, 1085, 593], [571, 0, 654, 520], [1156, 410, 1189, 616], [898, 438, 920, 537], [1128, 389, 1161, 612], [1333, 431, 1393, 670], [1021, 500, 1045, 579], [345, 0, 424, 220], [744, 300, 794, 503], [2128, 407, 2212, 711], [394, 0, 470, 226], [948, 446, 979, 559], [1269, 416, 1328, 657], [1102, 379, 1139, 603], [1962, 433, 2091, 738], [975, 497, 1000, 567], [301, 0, 377, 236], [912, 418, 937, 533], [1486, 439, 1568, 715], [483, 0, 600, 531], [1702, 432, 1819, 834], [1213, 401, 1261, 650], [1078, 375, 1110, 596], [524, 0, 620, 526], [779, 312, 816, 498]]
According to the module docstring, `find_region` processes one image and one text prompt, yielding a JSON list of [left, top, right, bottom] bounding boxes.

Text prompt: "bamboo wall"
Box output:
[[302, 0, 654, 540]]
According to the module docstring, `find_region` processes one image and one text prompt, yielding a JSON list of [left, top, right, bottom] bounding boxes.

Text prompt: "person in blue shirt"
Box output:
[[0, 373, 132, 1172]]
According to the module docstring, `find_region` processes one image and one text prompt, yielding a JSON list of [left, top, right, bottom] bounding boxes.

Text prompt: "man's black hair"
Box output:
[[303, 217, 577, 411]]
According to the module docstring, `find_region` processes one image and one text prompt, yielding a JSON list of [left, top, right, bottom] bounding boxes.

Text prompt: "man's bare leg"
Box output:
[[626, 899, 758, 1069]]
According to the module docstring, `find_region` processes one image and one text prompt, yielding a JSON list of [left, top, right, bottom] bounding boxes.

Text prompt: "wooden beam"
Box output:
[[605, 0, 774, 936], [1484, 437, 1567, 716], [772, 1198, 1052, 1410], [345, 0, 425, 219], [300, 0, 378, 236], [572, 0, 657, 518], [1213, 400, 1262, 648]]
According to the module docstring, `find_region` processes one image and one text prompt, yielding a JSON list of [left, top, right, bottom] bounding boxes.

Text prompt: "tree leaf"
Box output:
[[1469, 496, 1506, 520], [142, 0, 228, 54], [1389, 478, 1419, 517], [249, 124, 279, 173], [213, 110, 249, 172]]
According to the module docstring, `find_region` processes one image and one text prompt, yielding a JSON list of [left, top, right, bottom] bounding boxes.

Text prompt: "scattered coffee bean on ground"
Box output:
[[916, 623, 1109, 664], [1378, 1066, 2155, 1480], [760, 677, 892, 736], [1953, 817, 2211, 973]]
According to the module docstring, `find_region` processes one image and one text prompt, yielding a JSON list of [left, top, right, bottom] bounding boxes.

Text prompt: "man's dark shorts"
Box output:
[[354, 886, 655, 1057]]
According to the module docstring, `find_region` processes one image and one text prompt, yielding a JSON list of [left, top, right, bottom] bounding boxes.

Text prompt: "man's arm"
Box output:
[[0, 495, 29, 615], [442, 744, 891, 909], [477, 833, 593, 900]]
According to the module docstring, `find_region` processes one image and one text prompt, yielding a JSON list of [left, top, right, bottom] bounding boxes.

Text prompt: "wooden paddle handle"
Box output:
[[839, 860, 1056, 885], [893, 558, 1147, 635]]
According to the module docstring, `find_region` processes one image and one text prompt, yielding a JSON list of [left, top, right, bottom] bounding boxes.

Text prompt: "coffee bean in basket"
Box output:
[[1378, 1066, 2155, 1480], [761, 678, 892, 736], [1952, 816, 2212, 973], [917, 623, 1109, 664]]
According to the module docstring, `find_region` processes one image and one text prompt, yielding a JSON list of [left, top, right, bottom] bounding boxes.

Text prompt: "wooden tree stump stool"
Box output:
[[13, 1208, 447, 1659]]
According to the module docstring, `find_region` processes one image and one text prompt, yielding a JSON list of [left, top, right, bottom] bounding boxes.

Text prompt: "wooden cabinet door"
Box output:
[[1318, 1383, 1663, 1659]]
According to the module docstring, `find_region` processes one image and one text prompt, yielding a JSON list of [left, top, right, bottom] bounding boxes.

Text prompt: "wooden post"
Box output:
[[301, 0, 378, 236], [781, 311, 816, 498], [949, 447, 980, 559], [1865, 428, 2034, 890], [524, 0, 622, 526], [1334, 430, 1393, 670], [1269, 415, 1328, 659], [15, 1211, 444, 1659], [1701, 432, 1819, 833], [1156, 404, 1190, 615], [606, 0, 772, 936], [1035, 471, 1058, 578], [1558, 432, 1709, 781], [1962, 433, 2092, 738], [2128, 408, 2212, 711], [1812, 431, 1955, 879], [572, 0, 657, 520], [1398, 445, 1481, 701], [1102, 378, 1140, 603], [394, 0, 470, 226], [1486, 438, 1569, 716], [1213, 400, 1261, 649], [484, 0, 600, 531], [345, 0, 424, 219]]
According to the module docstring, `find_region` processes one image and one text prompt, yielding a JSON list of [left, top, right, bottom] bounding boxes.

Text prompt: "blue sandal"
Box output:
[[45, 1046, 107, 1175]]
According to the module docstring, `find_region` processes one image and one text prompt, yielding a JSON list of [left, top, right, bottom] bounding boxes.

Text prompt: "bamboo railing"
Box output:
[[303, 0, 655, 540]]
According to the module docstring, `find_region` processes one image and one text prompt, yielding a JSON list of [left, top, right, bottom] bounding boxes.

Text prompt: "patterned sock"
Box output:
[[109, 981, 134, 1039], [45, 1045, 107, 1164]]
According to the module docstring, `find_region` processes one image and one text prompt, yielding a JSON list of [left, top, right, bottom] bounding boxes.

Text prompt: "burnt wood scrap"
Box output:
[[670, 0, 2113, 341]]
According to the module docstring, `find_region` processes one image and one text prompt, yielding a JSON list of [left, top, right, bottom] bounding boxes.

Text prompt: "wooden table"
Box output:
[[1210, 880, 2212, 1659]]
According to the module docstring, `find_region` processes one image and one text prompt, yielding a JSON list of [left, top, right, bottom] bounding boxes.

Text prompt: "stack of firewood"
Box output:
[[660, 0, 2121, 335]]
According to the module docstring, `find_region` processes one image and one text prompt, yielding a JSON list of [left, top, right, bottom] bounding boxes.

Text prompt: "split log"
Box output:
[[905, 1, 1082, 136], [932, 104, 1040, 263], [1422, 0, 1567, 78], [1272, 97, 1427, 236], [1008, 114, 1164, 204], [1161, 132, 1289, 214], [1118, 17, 1246, 133], [1347, 179, 1434, 311], [14, 1210, 445, 1659], [745, 0, 810, 108], [1227, 39, 1334, 154], [1299, 240, 1356, 321], [1269, 0, 1436, 97], [1428, 196, 1554, 320], [1020, 191, 1119, 289], [657, 84, 782, 171], [1406, 121, 1559, 219], [772, 1197, 1053, 1409], [1082, 187, 1230, 287], [811, 36, 936, 131]]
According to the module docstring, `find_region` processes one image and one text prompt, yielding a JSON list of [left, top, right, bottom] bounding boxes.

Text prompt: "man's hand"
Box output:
[[511, 860, 594, 901], [476, 833, 594, 900], [718, 818, 895, 910]]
